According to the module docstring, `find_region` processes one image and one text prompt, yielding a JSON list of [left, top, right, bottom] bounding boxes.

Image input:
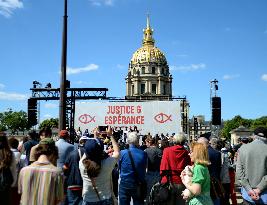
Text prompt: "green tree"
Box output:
[[250, 116, 267, 130], [0, 112, 7, 131], [221, 115, 252, 140], [39, 118, 59, 129], [1, 109, 28, 134], [221, 115, 267, 140]]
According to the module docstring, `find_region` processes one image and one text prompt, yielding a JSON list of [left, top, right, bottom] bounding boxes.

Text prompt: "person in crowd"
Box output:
[[228, 147, 238, 205], [56, 130, 75, 168], [22, 130, 38, 165], [63, 136, 90, 205], [181, 142, 213, 205], [79, 126, 120, 205], [160, 132, 191, 205], [158, 138, 169, 151], [144, 135, 162, 203], [236, 127, 267, 205], [76, 127, 82, 139], [29, 127, 52, 164], [8, 137, 22, 205], [197, 137, 222, 205], [220, 147, 231, 205], [0, 132, 16, 205], [18, 136, 28, 152], [18, 138, 64, 205], [119, 132, 147, 205]]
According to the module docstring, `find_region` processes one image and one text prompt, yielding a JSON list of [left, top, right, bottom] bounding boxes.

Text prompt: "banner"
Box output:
[[75, 101, 181, 135]]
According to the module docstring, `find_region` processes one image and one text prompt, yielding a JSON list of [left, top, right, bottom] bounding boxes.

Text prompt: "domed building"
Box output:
[[125, 16, 173, 100]]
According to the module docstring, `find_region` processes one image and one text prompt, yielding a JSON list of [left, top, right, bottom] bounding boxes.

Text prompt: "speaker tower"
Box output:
[[212, 97, 221, 125]]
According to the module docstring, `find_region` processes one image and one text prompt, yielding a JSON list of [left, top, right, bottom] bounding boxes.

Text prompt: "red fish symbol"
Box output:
[[154, 113, 172, 123], [78, 114, 96, 124]]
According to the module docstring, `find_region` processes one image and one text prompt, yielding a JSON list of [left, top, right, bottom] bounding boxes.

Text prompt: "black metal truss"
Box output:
[[30, 88, 108, 100], [30, 87, 188, 139]]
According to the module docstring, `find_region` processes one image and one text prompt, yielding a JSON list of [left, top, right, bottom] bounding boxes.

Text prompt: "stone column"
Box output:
[[158, 77, 161, 94]]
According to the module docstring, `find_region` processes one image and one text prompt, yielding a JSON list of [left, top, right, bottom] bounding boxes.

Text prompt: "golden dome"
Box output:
[[131, 46, 167, 65], [130, 15, 167, 65]]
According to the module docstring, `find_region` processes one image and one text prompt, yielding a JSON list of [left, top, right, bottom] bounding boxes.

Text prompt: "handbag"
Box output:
[[128, 150, 147, 201], [210, 176, 225, 200], [148, 178, 172, 205], [148, 159, 173, 204]]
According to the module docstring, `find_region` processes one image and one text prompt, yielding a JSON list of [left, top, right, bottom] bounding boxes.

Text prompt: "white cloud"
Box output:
[[44, 103, 57, 109], [223, 74, 240, 80], [261, 74, 267, 81], [170, 63, 206, 72], [0, 83, 5, 89], [0, 91, 27, 100], [88, 0, 115, 6], [67, 64, 99, 75], [0, 0, 23, 18]]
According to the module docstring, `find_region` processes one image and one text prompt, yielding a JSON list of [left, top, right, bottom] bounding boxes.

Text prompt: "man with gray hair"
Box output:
[[119, 132, 148, 205], [236, 127, 267, 205]]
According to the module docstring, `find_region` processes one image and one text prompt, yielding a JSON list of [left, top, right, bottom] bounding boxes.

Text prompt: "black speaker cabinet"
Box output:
[[212, 97, 221, 125]]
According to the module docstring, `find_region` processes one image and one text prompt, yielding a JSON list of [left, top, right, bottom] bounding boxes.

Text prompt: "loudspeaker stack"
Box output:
[[212, 97, 221, 125]]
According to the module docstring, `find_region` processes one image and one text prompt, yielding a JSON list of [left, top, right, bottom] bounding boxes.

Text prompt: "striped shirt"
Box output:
[[18, 161, 64, 205]]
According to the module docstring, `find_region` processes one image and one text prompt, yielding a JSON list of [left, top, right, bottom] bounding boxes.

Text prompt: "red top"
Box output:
[[160, 145, 191, 184]]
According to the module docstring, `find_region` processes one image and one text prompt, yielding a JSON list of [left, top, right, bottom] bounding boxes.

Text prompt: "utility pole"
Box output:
[[59, 0, 68, 131]]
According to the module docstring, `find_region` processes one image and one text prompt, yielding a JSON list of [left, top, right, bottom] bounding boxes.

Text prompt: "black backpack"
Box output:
[[0, 167, 13, 191]]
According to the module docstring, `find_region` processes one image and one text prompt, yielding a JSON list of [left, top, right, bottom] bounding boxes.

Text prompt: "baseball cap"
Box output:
[[84, 139, 104, 164], [59, 130, 69, 138]]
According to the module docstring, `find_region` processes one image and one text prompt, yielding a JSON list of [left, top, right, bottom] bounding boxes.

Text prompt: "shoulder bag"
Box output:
[[148, 153, 173, 205], [128, 149, 147, 201]]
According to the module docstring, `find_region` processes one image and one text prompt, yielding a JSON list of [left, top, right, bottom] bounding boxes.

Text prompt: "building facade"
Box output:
[[189, 115, 211, 140], [125, 16, 172, 100]]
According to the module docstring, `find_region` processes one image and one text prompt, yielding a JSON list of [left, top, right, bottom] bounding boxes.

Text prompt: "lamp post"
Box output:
[[59, 0, 68, 131]]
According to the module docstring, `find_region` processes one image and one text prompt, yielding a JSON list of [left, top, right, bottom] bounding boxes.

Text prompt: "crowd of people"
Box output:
[[0, 126, 266, 205]]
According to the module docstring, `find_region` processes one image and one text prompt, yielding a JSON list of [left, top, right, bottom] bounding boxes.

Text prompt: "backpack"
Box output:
[[0, 167, 13, 191]]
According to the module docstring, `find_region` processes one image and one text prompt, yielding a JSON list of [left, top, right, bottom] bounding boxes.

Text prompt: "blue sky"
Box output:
[[0, 0, 266, 122]]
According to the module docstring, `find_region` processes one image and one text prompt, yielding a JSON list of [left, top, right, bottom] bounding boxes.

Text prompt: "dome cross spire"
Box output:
[[143, 14, 155, 46], [146, 13, 151, 29]]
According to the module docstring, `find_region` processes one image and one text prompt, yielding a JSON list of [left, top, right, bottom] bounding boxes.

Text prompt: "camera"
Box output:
[[98, 126, 108, 133]]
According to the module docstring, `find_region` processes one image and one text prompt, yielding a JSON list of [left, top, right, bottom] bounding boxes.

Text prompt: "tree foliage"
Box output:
[[221, 115, 267, 139], [0, 109, 28, 134], [39, 118, 59, 129]]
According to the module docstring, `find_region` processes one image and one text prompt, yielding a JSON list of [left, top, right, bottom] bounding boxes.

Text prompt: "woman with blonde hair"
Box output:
[[181, 142, 213, 205]]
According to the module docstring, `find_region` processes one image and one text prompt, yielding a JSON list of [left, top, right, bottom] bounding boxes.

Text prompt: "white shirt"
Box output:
[[79, 154, 118, 202]]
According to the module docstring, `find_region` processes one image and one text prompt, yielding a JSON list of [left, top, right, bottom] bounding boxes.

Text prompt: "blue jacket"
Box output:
[[56, 139, 75, 168], [119, 145, 147, 187]]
